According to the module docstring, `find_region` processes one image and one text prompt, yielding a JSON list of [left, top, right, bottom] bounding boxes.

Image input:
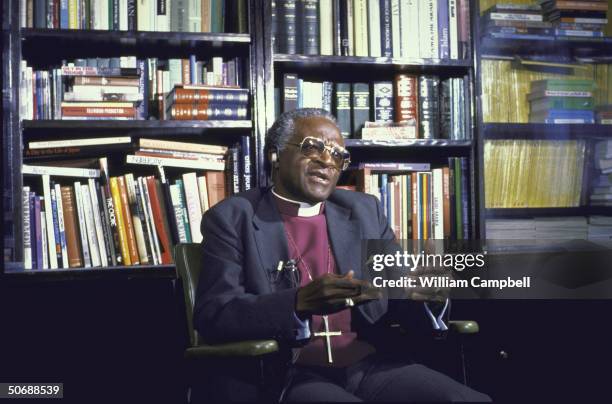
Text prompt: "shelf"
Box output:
[[21, 28, 250, 45], [3, 264, 177, 282], [345, 139, 472, 148], [274, 54, 472, 74], [482, 123, 612, 140], [480, 36, 612, 63], [486, 207, 612, 219]]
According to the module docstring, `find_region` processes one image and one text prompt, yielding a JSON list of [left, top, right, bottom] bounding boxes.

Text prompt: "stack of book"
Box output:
[[540, 0, 609, 38], [20, 0, 248, 34], [591, 140, 612, 207], [481, 3, 552, 40], [272, 0, 471, 59], [20, 136, 252, 271], [534, 216, 588, 240], [279, 73, 468, 140], [587, 216, 612, 242], [348, 158, 470, 240], [595, 105, 612, 124], [528, 79, 596, 124], [486, 219, 537, 240], [164, 85, 249, 120], [484, 140, 586, 208]]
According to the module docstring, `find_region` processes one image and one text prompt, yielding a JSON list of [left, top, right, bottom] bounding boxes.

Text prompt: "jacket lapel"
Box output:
[[252, 190, 289, 291]]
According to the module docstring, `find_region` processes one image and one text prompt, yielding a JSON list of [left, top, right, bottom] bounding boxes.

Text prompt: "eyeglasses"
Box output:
[[286, 136, 351, 171]]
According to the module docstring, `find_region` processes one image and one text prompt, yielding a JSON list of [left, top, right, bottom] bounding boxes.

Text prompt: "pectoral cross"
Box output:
[[313, 315, 342, 364]]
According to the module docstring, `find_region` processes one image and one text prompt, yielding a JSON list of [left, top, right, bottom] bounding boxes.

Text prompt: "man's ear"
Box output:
[[268, 149, 279, 165]]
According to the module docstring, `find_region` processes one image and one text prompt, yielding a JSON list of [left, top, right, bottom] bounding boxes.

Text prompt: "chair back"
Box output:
[[175, 243, 203, 347]]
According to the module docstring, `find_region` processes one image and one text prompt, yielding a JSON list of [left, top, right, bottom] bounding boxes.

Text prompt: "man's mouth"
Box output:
[[307, 170, 331, 184]]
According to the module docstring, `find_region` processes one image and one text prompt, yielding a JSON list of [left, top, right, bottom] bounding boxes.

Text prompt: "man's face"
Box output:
[[274, 116, 344, 204]]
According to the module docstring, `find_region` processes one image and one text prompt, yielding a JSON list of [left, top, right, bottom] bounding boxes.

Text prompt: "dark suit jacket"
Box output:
[[194, 187, 445, 351]]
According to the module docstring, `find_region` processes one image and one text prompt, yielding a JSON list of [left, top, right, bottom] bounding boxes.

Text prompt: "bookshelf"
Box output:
[[2, 0, 264, 276], [475, 0, 612, 245]]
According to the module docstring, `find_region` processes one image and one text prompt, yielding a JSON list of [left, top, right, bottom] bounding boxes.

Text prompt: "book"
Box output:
[[351, 83, 370, 137], [126, 154, 225, 171]]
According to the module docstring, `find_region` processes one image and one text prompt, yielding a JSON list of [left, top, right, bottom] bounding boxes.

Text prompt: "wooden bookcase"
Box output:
[[2, 0, 266, 276]]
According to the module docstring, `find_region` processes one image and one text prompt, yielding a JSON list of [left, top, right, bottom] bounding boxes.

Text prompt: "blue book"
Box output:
[[189, 55, 197, 85], [555, 29, 603, 38], [34, 196, 43, 270], [379, 0, 392, 57], [241, 136, 252, 191], [29, 193, 37, 269], [488, 32, 554, 40], [535, 109, 595, 119], [137, 59, 148, 120], [437, 0, 450, 59], [460, 158, 469, 240], [50, 187, 63, 266], [297, 79, 304, 108], [60, 0, 69, 29], [174, 180, 192, 243], [380, 174, 389, 223]]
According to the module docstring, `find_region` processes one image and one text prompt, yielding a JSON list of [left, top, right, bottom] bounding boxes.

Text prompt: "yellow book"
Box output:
[[110, 176, 132, 266]]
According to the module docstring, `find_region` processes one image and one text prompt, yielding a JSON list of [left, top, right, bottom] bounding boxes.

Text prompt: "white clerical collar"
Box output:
[[271, 188, 323, 217]]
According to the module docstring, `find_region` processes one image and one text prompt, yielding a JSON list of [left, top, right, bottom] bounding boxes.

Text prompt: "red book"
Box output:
[[61, 106, 136, 117], [146, 176, 173, 265], [394, 74, 419, 137]]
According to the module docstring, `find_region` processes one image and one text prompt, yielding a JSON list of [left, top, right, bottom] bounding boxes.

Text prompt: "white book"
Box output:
[[448, 0, 459, 59], [71, 84, 141, 95], [23, 187, 32, 270], [125, 174, 149, 264], [432, 168, 444, 239], [120, 0, 129, 30], [391, 0, 401, 59], [197, 175, 210, 213], [137, 0, 150, 31], [42, 175, 58, 269], [418, 0, 438, 59], [100, 0, 110, 30], [212, 57, 223, 86], [353, 0, 369, 57], [139, 138, 227, 155], [401, 0, 419, 59], [23, 165, 101, 178], [91, 0, 101, 30], [81, 185, 102, 267], [368, 0, 382, 57], [302, 82, 324, 109], [319, 0, 334, 55], [150, 0, 158, 32], [54, 183, 70, 269], [139, 177, 161, 265], [73, 183, 92, 268], [182, 172, 203, 243], [88, 179, 108, 267], [26, 66, 33, 119], [169, 184, 189, 243], [188, 0, 201, 32], [126, 154, 225, 171], [157, 0, 170, 31], [40, 209, 48, 270], [29, 136, 131, 149]]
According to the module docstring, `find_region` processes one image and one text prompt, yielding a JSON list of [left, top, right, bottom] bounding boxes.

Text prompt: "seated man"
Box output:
[[194, 108, 491, 402]]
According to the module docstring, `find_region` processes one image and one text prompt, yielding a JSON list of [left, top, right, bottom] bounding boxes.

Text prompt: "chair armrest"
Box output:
[[448, 320, 479, 335], [185, 339, 279, 359]]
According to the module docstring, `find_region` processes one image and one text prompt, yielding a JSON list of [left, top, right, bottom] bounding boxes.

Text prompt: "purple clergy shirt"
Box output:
[[273, 192, 375, 367]]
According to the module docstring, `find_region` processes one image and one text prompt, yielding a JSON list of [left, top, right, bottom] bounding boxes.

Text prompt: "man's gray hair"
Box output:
[[265, 108, 337, 155]]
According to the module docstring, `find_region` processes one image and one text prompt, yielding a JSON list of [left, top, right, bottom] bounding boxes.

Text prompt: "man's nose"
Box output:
[[314, 148, 336, 167]]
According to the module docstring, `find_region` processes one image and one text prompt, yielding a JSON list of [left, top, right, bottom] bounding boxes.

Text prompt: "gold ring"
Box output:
[[345, 298, 355, 307]]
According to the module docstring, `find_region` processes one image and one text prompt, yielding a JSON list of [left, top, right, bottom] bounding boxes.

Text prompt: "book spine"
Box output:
[[280, 0, 297, 54], [169, 184, 188, 243], [402, 0, 419, 59], [23, 188, 33, 270], [320, 0, 333, 55], [367, 0, 381, 57], [98, 186, 117, 266], [301, 0, 319, 55], [160, 176, 180, 246], [73, 183, 92, 267], [338, 0, 349, 56], [442, 167, 450, 239], [60, 186, 82, 267], [272, 0, 278, 52], [177, 179, 194, 242], [42, 175, 59, 269], [231, 146, 240, 194], [117, 176, 140, 265], [34, 196, 43, 269], [448, 160, 456, 238], [109, 177, 132, 265], [88, 179, 109, 267], [460, 157, 469, 239], [373, 82, 394, 122], [205, 171, 226, 208], [182, 172, 203, 243], [133, 178, 153, 264], [147, 178, 173, 264], [453, 158, 462, 240], [334, 82, 351, 138], [457, 0, 469, 58], [438, 0, 449, 59], [40, 207, 48, 269], [241, 136, 252, 191], [80, 184, 101, 267], [140, 177, 161, 265], [54, 183, 70, 268], [418, 75, 440, 139], [351, 82, 370, 138], [353, 0, 368, 56], [380, 0, 392, 57], [394, 74, 418, 131], [432, 169, 444, 239], [126, 174, 150, 264], [283, 73, 299, 113]]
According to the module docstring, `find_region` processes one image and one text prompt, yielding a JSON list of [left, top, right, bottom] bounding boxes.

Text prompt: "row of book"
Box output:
[[344, 158, 470, 240], [487, 216, 612, 242], [484, 140, 586, 208], [482, 1, 609, 40], [591, 140, 612, 207], [19, 56, 248, 120], [278, 73, 469, 140], [527, 79, 597, 124], [21, 136, 252, 270], [480, 59, 610, 124], [272, 0, 471, 59], [20, 0, 247, 33]]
